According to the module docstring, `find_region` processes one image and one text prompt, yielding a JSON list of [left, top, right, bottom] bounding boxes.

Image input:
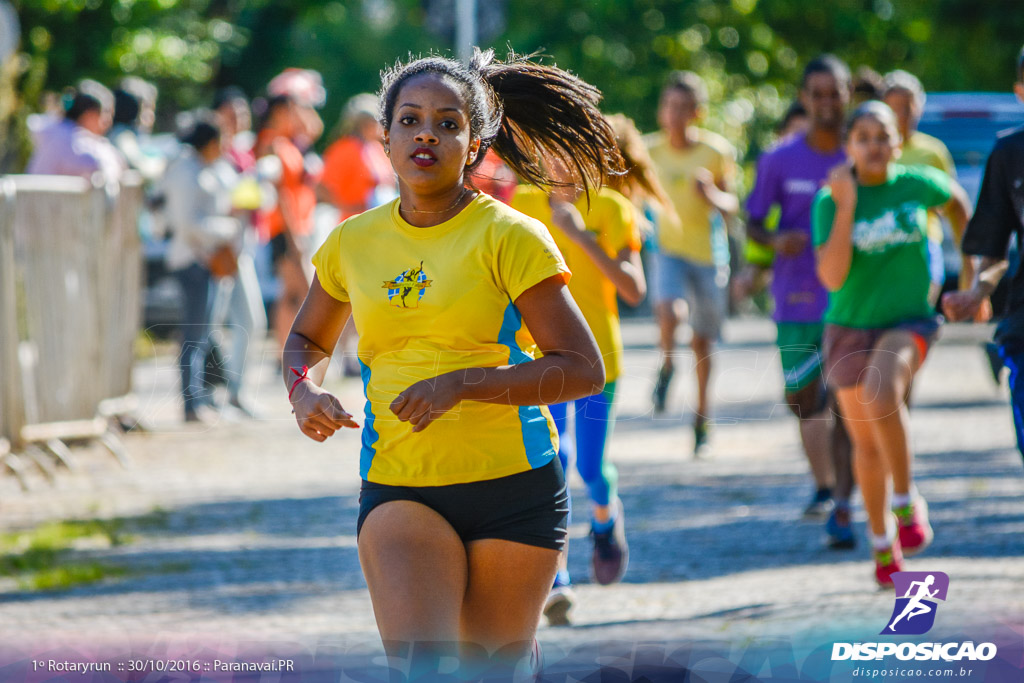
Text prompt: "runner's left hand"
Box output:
[[391, 373, 462, 433]]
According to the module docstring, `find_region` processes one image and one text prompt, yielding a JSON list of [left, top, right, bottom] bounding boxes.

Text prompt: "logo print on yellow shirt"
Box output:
[[382, 261, 433, 308]]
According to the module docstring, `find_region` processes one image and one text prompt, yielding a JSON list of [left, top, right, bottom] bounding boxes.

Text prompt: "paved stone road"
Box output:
[[0, 317, 1021, 666]]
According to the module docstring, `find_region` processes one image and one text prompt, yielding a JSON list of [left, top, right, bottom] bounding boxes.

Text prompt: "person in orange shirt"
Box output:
[[256, 92, 323, 350], [319, 93, 397, 220]]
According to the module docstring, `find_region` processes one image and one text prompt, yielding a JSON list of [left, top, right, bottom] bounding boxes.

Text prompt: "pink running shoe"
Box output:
[[894, 497, 934, 556], [874, 541, 905, 588]]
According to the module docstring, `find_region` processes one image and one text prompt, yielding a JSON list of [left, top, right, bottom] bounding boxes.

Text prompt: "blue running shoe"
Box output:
[[825, 505, 856, 550]]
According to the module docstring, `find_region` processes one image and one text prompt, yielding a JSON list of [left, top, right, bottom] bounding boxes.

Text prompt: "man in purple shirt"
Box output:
[[745, 55, 855, 548], [26, 80, 124, 183]]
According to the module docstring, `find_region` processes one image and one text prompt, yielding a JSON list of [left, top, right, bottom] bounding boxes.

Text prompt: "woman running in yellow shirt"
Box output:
[[283, 49, 622, 678]]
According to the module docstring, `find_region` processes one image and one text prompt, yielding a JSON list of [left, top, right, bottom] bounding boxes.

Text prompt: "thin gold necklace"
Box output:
[[400, 187, 473, 215]]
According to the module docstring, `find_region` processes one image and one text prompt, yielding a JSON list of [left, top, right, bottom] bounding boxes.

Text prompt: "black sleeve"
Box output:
[[962, 139, 1017, 259]]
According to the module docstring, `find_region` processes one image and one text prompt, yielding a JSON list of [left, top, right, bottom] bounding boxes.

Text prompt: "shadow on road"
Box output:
[[1, 439, 1019, 616]]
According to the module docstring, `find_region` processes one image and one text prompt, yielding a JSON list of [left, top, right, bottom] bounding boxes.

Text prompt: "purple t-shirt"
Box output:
[[746, 134, 847, 323]]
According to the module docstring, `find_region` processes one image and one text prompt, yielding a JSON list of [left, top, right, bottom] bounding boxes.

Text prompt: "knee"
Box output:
[[859, 381, 903, 419], [692, 336, 713, 360], [656, 302, 677, 325], [785, 379, 826, 419]]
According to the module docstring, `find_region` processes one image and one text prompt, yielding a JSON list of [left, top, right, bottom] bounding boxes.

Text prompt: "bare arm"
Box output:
[[284, 276, 360, 441], [695, 167, 739, 216], [945, 179, 972, 246], [390, 276, 606, 432], [815, 165, 857, 292], [548, 200, 646, 305], [748, 215, 809, 257], [942, 180, 974, 290]]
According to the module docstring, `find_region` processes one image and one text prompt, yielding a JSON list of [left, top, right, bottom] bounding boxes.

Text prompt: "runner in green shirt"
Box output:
[[813, 101, 971, 588]]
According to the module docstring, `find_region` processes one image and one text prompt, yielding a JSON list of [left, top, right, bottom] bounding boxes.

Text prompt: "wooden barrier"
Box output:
[[0, 173, 143, 478]]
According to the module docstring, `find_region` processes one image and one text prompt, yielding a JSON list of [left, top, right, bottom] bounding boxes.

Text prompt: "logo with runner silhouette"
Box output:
[[382, 261, 433, 309], [883, 571, 949, 635]]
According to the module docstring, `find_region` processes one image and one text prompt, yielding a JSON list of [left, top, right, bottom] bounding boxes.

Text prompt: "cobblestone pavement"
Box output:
[[1, 317, 1021, 658]]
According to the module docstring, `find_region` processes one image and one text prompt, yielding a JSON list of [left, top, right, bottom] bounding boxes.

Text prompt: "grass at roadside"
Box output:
[[0, 509, 181, 592]]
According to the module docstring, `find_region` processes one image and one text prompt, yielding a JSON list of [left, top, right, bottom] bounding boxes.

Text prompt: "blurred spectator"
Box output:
[[852, 65, 884, 105], [26, 79, 124, 183], [161, 116, 241, 422], [214, 86, 255, 173], [210, 87, 267, 415], [109, 77, 164, 180], [267, 68, 325, 149], [255, 78, 324, 351], [319, 93, 396, 220]]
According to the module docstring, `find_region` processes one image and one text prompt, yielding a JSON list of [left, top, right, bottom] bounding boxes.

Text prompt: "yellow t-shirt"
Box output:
[[311, 193, 569, 486], [646, 129, 737, 264], [901, 131, 956, 243], [510, 186, 640, 383]]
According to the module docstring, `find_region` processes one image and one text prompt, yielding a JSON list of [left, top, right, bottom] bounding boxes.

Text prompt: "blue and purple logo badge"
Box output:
[[883, 571, 949, 635]]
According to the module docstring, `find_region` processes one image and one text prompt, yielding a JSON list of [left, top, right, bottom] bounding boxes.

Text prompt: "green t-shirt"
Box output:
[[811, 164, 951, 328]]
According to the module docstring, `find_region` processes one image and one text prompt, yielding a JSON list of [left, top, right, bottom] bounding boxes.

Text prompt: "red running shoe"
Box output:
[[894, 497, 934, 556], [874, 541, 905, 588]]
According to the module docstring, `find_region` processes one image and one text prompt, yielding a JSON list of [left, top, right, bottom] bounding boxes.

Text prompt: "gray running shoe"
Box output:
[[542, 584, 574, 627]]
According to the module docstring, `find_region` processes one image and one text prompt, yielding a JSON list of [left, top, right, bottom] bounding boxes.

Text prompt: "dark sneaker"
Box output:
[[693, 418, 710, 458], [591, 498, 628, 585], [652, 363, 674, 414], [825, 505, 856, 550], [802, 488, 833, 521]]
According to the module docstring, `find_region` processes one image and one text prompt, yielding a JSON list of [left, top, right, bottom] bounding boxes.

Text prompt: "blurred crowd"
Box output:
[[23, 69, 411, 423]]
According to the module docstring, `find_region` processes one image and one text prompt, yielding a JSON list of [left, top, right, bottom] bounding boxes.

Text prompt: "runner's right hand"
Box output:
[[291, 384, 360, 442]]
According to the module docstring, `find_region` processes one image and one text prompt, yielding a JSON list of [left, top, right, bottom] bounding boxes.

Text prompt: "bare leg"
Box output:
[[358, 501, 466, 641], [461, 538, 560, 664], [831, 403, 855, 501], [691, 334, 713, 421], [358, 501, 467, 680], [861, 331, 923, 498], [799, 410, 836, 490], [835, 387, 890, 538], [656, 300, 679, 365]]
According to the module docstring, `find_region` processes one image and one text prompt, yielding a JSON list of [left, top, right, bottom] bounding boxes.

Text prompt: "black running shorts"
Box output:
[[357, 458, 569, 551]]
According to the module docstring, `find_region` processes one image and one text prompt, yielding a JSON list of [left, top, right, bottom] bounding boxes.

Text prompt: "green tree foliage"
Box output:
[[8, 0, 1024, 163], [13, 0, 248, 110]]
